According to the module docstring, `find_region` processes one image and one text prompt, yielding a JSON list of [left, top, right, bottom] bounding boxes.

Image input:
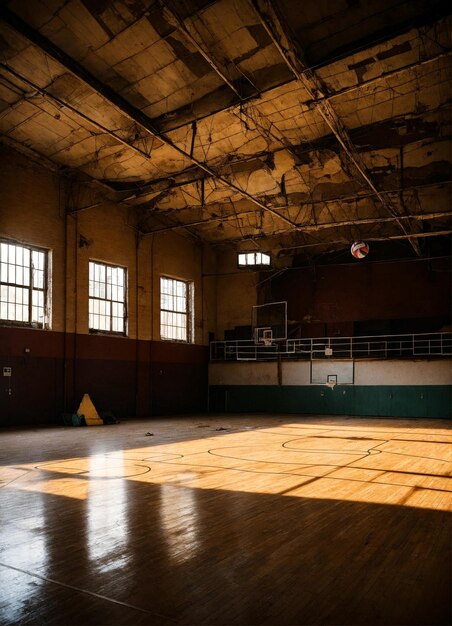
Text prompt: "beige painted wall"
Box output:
[[209, 359, 452, 386], [311, 360, 354, 384], [209, 361, 277, 385], [355, 360, 452, 386], [0, 147, 215, 344], [281, 361, 311, 386]]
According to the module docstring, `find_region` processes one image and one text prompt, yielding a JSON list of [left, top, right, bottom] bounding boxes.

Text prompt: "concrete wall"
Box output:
[[282, 361, 312, 385], [0, 147, 215, 424], [209, 360, 452, 387], [209, 359, 452, 418], [209, 361, 278, 386], [355, 360, 452, 386]]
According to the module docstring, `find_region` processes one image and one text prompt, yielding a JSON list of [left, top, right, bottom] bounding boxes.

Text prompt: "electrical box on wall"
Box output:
[[3, 367, 12, 377]]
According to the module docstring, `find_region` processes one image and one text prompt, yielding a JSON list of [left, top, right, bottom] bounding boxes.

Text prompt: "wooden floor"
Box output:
[[0, 415, 451, 625]]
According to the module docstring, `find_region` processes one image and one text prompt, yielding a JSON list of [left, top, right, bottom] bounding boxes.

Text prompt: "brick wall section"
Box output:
[[0, 147, 213, 424], [273, 261, 451, 327], [214, 251, 451, 338]]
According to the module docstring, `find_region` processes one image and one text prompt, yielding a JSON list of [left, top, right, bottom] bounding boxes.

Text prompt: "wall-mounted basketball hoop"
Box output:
[[326, 374, 337, 389], [254, 327, 273, 346], [252, 302, 287, 343]]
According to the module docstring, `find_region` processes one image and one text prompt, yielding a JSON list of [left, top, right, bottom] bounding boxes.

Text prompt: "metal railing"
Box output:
[[210, 332, 452, 362]]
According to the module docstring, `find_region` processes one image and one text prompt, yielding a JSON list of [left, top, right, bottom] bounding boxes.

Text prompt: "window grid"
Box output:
[[89, 261, 127, 334], [238, 251, 271, 267], [0, 241, 47, 327], [160, 277, 192, 342]]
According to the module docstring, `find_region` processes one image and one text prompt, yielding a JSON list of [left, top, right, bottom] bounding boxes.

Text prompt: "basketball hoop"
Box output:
[[326, 375, 337, 389], [262, 329, 273, 346], [252, 302, 287, 342], [254, 327, 273, 346]]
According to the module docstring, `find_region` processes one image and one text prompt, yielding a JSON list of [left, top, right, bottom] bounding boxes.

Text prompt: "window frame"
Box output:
[[0, 239, 50, 329], [160, 276, 194, 344], [237, 251, 272, 268], [88, 260, 128, 336]]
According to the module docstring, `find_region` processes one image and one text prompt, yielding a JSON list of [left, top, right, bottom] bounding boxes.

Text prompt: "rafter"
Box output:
[[117, 111, 450, 207], [0, 133, 119, 195], [0, 64, 159, 164], [159, 0, 255, 100], [141, 178, 451, 234], [1, 4, 449, 253], [152, 36, 450, 134], [214, 226, 452, 250], [251, 0, 423, 255], [0, 6, 298, 231], [136, 172, 451, 222], [279, 230, 452, 253], [143, 207, 452, 236], [3, 60, 448, 238]]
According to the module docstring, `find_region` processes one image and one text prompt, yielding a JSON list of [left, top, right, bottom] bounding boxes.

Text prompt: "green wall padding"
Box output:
[[209, 385, 452, 418]]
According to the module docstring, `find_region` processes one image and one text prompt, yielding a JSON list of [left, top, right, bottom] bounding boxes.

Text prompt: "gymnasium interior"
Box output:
[[0, 0, 451, 624]]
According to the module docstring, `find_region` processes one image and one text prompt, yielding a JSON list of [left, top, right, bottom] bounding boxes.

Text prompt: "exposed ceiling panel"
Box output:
[[0, 0, 450, 262]]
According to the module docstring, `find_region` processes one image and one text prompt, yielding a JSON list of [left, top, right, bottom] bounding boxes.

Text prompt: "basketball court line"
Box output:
[[253, 423, 452, 439], [0, 561, 179, 624], [2, 424, 450, 498], [104, 441, 451, 492], [33, 462, 152, 478]]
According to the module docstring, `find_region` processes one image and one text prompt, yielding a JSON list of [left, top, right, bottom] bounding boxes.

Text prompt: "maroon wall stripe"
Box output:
[[0, 326, 208, 425]]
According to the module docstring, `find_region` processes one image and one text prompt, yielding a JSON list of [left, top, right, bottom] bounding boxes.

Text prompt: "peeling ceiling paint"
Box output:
[[0, 0, 450, 260]]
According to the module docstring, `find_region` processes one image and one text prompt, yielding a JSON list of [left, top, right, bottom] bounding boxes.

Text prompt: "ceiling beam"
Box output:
[[324, 50, 452, 105], [119, 108, 450, 206], [144, 208, 452, 236], [0, 6, 298, 231], [279, 229, 452, 253], [0, 133, 119, 195], [3, 61, 449, 234], [298, 210, 452, 232], [251, 0, 423, 255], [0, 133, 60, 172], [0, 64, 160, 164], [142, 179, 451, 234], [216, 225, 452, 250], [151, 33, 450, 134], [139, 172, 451, 223], [159, 0, 255, 100]]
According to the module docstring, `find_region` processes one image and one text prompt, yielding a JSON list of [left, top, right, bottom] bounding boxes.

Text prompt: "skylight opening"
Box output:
[[238, 252, 271, 268]]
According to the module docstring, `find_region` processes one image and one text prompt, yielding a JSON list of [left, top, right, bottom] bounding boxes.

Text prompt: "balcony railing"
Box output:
[[210, 332, 452, 362]]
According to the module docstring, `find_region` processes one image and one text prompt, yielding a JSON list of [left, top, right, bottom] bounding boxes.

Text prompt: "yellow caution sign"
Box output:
[[77, 394, 103, 426]]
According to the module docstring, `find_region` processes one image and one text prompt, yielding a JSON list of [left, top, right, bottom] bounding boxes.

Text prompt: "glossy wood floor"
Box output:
[[0, 415, 451, 625]]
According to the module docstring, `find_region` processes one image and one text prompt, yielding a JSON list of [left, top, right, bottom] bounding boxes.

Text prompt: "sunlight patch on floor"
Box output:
[[1, 420, 451, 511]]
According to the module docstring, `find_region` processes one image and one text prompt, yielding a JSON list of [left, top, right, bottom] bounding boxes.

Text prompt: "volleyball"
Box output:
[[351, 241, 369, 259]]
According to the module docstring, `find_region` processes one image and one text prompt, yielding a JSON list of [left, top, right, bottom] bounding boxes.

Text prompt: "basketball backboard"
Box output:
[[252, 301, 287, 343]]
